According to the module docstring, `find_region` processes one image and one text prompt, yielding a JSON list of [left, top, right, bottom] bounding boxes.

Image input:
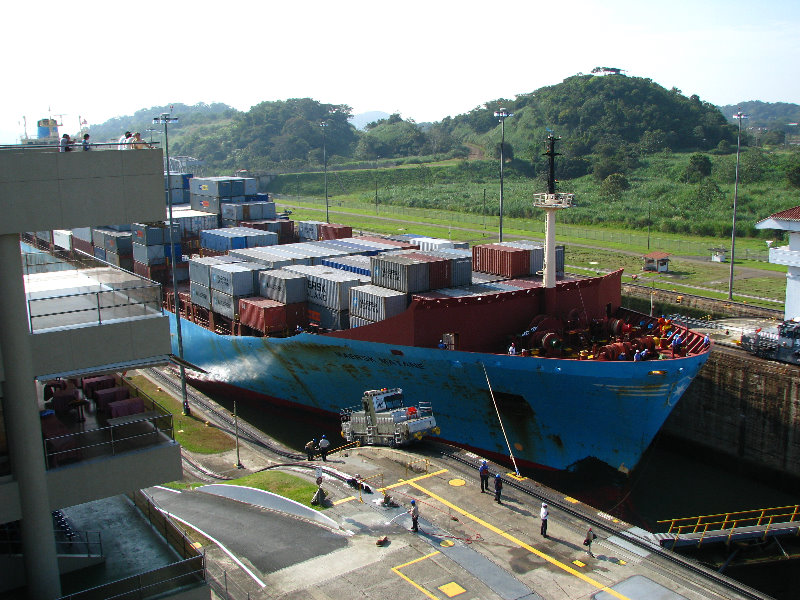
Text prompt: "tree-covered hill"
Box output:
[[88, 102, 236, 146], [445, 74, 734, 180], [717, 101, 800, 130], [88, 73, 744, 175]]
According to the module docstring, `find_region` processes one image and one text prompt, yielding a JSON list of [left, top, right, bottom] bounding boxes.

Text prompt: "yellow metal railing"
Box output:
[[658, 504, 800, 547]]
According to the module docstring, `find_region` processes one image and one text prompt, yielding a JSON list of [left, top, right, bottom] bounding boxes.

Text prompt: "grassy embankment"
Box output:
[[127, 374, 322, 508]]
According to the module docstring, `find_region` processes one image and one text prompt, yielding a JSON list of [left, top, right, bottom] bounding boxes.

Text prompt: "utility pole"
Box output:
[[153, 112, 190, 416], [320, 121, 329, 223], [728, 111, 748, 301], [494, 108, 513, 242]]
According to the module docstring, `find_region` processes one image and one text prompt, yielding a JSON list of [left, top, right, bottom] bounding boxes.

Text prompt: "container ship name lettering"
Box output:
[[334, 350, 424, 370]]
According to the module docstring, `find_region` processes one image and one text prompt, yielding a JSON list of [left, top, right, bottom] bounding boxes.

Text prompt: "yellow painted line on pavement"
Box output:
[[333, 469, 447, 505], [333, 496, 356, 505], [406, 481, 633, 600], [392, 550, 442, 600], [380, 468, 449, 492]]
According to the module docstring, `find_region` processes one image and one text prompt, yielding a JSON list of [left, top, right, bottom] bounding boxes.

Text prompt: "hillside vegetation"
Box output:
[[89, 73, 800, 241]]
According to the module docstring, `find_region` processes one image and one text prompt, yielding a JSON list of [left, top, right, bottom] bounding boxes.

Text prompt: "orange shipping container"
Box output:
[[238, 297, 307, 333]]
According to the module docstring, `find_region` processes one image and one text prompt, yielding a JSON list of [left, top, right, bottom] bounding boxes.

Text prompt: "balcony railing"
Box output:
[[42, 394, 175, 470], [769, 245, 800, 268], [22, 250, 163, 332]]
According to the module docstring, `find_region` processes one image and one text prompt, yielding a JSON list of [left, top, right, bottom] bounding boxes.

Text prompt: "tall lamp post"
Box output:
[[153, 112, 191, 416], [728, 111, 748, 301], [320, 121, 329, 223], [494, 108, 513, 242]]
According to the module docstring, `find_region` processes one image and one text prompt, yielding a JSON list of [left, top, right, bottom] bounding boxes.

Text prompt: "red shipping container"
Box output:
[[72, 237, 94, 255], [238, 297, 307, 333], [320, 223, 353, 240], [472, 244, 529, 278], [278, 220, 295, 244], [133, 261, 168, 283]]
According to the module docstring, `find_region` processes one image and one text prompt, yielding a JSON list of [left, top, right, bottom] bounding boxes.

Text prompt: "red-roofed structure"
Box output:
[[756, 205, 800, 319], [643, 251, 671, 273]]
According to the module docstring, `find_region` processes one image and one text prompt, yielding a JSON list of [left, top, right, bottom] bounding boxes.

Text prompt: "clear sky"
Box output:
[[3, 0, 798, 144]]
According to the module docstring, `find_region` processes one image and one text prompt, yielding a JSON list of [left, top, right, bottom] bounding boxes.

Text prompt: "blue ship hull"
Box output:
[[168, 313, 709, 472]]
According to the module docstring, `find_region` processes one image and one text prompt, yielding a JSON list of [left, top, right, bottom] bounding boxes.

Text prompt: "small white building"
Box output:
[[710, 247, 727, 262], [756, 206, 800, 320], [643, 251, 671, 273]]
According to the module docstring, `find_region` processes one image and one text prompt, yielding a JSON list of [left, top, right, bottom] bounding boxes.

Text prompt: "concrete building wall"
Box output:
[[30, 316, 171, 378], [0, 149, 165, 234]]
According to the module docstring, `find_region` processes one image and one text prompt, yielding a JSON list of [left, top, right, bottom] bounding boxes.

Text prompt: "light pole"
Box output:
[[728, 111, 748, 301], [234, 398, 243, 469], [647, 197, 652, 250], [320, 121, 329, 223], [153, 112, 190, 416], [374, 155, 379, 214], [494, 108, 513, 242]]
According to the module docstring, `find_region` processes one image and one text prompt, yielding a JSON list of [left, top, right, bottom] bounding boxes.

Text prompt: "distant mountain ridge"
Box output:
[[717, 101, 800, 130]]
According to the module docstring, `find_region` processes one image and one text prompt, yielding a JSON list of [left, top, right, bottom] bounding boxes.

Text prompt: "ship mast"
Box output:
[[533, 134, 573, 290]]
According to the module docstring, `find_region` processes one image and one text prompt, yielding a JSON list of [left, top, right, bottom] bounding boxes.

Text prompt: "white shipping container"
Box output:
[[348, 315, 375, 328], [349, 285, 408, 322], [370, 255, 430, 293], [282, 264, 363, 311], [412, 237, 455, 252], [188, 256, 241, 288], [211, 288, 251, 320], [258, 270, 307, 304], [190, 281, 211, 309], [132, 242, 165, 265], [52, 230, 73, 250], [228, 248, 294, 269], [210, 262, 264, 296], [297, 220, 324, 241]]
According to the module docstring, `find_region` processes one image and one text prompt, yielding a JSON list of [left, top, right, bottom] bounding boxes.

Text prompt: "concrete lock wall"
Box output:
[[664, 347, 800, 480]]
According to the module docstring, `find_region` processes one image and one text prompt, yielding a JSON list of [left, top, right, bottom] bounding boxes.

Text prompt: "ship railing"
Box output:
[[658, 504, 800, 548], [1, 141, 160, 151], [23, 251, 163, 332]]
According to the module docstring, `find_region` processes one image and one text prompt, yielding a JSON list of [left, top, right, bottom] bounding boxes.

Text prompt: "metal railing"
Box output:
[[22, 251, 163, 332], [658, 504, 800, 547], [0, 530, 102, 557], [57, 556, 204, 600], [43, 398, 174, 470], [1, 141, 160, 151]]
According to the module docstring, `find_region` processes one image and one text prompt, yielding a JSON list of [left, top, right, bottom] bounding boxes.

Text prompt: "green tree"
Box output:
[[685, 153, 712, 182], [600, 173, 630, 198], [787, 161, 800, 188]]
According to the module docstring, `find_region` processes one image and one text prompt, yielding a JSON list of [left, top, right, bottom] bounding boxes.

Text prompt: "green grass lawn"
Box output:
[[163, 470, 325, 509], [126, 375, 235, 454], [276, 198, 787, 308]]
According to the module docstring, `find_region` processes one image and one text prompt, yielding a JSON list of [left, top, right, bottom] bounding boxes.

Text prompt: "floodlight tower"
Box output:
[[494, 108, 513, 241], [153, 112, 191, 417], [728, 111, 748, 300], [320, 121, 329, 223]]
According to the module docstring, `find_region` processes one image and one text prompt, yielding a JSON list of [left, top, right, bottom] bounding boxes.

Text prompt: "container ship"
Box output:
[[34, 137, 711, 473]]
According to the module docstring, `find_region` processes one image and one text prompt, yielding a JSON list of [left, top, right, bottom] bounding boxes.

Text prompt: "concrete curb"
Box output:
[[197, 484, 340, 530]]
